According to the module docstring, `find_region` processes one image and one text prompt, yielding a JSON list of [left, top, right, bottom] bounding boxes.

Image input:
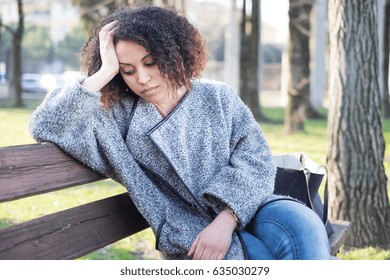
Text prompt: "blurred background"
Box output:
[[0, 0, 389, 260], [0, 0, 290, 105]]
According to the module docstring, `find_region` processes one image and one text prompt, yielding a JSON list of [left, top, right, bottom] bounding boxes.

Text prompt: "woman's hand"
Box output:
[[188, 209, 237, 260], [81, 21, 119, 92], [98, 21, 120, 77]]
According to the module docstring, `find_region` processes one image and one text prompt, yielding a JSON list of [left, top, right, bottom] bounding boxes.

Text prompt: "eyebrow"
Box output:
[[119, 54, 152, 66]]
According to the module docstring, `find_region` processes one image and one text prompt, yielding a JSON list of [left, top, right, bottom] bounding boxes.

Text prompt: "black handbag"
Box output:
[[273, 154, 334, 236]]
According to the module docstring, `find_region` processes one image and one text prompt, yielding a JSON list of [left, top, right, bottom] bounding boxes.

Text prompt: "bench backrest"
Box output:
[[0, 143, 149, 260], [0, 143, 351, 259]]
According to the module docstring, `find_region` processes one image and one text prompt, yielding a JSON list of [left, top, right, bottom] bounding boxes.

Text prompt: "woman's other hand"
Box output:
[[187, 209, 237, 260]]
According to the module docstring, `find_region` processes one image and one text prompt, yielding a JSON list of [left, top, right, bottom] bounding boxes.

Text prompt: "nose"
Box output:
[[137, 67, 150, 85]]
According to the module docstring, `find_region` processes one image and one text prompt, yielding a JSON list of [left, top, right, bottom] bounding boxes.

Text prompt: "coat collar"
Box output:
[[126, 91, 212, 216], [125, 84, 231, 219]]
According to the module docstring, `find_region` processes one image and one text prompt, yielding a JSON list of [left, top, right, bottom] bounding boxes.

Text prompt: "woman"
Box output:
[[29, 6, 330, 260]]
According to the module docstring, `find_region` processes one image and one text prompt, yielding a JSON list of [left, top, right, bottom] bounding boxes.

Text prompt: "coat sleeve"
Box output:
[[200, 88, 276, 229], [29, 81, 116, 178], [29, 82, 206, 256]]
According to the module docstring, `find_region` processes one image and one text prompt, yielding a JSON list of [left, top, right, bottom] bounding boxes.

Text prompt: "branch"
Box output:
[[0, 23, 15, 36], [292, 13, 311, 37], [288, 77, 310, 96]]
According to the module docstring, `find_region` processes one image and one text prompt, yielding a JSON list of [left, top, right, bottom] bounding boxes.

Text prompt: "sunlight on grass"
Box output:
[[0, 180, 125, 223], [0, 107, 36, 147], [0, 99, 163, 260], [261, 107, 328, 164], [79, 229, 160, 260], [338, 246, 390, 260]]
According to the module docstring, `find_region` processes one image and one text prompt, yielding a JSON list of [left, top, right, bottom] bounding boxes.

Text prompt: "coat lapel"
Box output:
[[126, 94, 208, 214], [127, 88, 231, 218], [146, 90, 231, 203]]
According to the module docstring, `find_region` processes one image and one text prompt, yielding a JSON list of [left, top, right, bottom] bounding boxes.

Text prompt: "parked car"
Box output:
[[22, 73, 48, 94], [0, 73, 6, 84]]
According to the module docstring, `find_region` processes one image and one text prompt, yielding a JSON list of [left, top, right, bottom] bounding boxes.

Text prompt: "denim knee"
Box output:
[[243, 199, 330, 260]]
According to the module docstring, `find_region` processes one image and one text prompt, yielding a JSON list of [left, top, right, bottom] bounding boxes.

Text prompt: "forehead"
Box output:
[[115, 40, 149, 62]]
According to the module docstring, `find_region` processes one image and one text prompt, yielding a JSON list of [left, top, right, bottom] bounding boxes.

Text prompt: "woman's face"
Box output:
[[115, 40, 169, 104]]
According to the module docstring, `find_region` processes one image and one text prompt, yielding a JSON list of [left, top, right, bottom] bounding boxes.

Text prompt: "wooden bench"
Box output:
[[0, 143, 351, 259]]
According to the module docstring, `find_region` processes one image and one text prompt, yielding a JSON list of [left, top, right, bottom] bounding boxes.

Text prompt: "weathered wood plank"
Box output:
[[0, 193, 149, 259], [0, 143, 351, 259], [0, 143, 105, 202], [328, 220, 352, 256]]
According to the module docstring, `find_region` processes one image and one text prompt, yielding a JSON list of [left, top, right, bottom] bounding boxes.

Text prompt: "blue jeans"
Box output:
[[240, 199, 330, 260]]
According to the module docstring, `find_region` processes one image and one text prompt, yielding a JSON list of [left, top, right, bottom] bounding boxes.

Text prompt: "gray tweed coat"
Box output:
[[29, 79, 277, 259]]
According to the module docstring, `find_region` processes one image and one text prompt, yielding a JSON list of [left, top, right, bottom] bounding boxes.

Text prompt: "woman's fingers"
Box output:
[[216, 252, 224, 260], [97, 20, 120, 76], [193, 246, 205, 260], [188, 235, 207, 260], [188, 234, 228, 260], [100, 20, 118, 40], [99, 21, 117, 46], [211, 250, 225, 260], [101, 20, 118, 32], [187, 235, 199, 257]]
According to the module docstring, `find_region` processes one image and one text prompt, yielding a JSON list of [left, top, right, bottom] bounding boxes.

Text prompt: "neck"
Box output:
[[153, 87, 187, 117], [153, 102, 169, 117]]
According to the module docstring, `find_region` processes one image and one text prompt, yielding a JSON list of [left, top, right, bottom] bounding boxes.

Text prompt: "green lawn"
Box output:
[[0, 99, 389, 260], [0, 100, 160, 260]]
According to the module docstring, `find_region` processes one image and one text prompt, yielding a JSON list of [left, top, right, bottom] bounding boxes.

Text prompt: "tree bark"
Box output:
[[285, 0, 313, 133], [224, 0, 240, 93], [310, 0, 327, 109], [239, 0, 265, 122], [11, 0, 24, 107], [327, 0, 390, 248], [381, 0, 390, 117]]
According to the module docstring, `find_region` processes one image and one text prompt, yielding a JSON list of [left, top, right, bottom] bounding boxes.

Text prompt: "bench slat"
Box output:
[[0, 193, 149, 260], [328, 220, 351, 256], [0, 143, 105, 202], [0, 142, 351, 259]]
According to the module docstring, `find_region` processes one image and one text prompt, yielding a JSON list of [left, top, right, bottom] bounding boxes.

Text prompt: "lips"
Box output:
[[141, 86, 158, 94]]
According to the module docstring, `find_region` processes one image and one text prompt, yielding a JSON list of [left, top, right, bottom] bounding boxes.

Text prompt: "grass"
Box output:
[[0, 98, 389, 260], [0, 98, 160, 260], [261, 107, 390, 260]]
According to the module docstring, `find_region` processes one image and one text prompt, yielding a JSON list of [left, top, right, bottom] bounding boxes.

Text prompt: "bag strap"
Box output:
[[321, 165, 329, 225], [300, 154, 314, 209], [300, 154, 329, 224]]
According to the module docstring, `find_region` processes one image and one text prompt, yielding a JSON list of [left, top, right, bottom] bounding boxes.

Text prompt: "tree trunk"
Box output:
[[239, 0, 265, 122], [12, 0, 24, 108], [224, 0, 239, 93], [381, 0, 390, 117], [327, 0, 390, 248], [285, 0, 313, 133], [310, 0, 327, 109]]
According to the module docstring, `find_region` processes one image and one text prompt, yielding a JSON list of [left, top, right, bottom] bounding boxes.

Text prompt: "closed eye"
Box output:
[[144, 60, 156, 67], [121, 69, 135, 75]]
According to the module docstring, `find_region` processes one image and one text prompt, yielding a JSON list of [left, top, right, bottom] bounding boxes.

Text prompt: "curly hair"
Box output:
[[80, 6, 208, 108]]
